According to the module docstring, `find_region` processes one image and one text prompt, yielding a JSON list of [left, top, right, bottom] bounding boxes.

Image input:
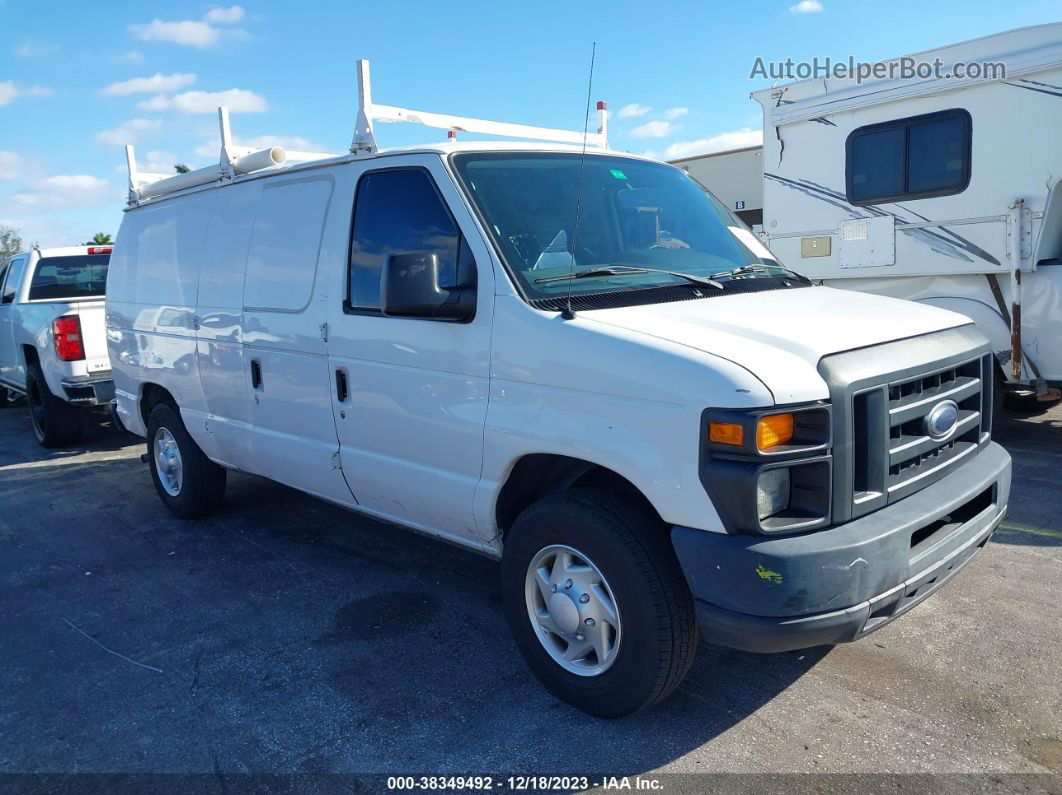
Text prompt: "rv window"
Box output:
[[348, 168, 460, 312], [846, 109, 970, 204]]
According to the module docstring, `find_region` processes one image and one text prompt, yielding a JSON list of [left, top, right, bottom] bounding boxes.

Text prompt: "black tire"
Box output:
[[0, 385, 10, 407], [146, 401, 227, 519], [25, 366, 81, 448], [501, 488, 698, 718]]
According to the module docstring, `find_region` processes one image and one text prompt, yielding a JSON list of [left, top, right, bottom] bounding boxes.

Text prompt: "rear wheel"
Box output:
[[501, 489, 698, 718], [0, 385, 10, 407], [25, 366, 81, 448], [146, 402, 227, 519]]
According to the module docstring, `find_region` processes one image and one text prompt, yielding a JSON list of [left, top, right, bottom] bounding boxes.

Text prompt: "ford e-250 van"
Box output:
[[106, 65, 1011, 717]]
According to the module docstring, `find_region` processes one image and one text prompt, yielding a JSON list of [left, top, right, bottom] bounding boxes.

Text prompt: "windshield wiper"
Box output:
[[534, 264, 723, 289], [709, 263, 811, 284]]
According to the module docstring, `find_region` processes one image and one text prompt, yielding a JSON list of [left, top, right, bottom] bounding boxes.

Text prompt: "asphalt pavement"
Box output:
[[0, 399, 1060, 782]]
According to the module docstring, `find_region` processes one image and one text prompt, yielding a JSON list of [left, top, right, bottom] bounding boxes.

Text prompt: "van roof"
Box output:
[[124, 141, 664, 210]]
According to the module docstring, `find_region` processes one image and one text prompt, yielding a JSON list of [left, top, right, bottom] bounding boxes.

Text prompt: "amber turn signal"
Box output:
[[757, 413, 794, 451], [708, 421, 744, 446]]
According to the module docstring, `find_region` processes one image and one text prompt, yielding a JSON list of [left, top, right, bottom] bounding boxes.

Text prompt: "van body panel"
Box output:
[[194, 181, 259, 469], [107, 191, 211, 436], [239, 170, 353, 504], [481, 294, 775, 538]]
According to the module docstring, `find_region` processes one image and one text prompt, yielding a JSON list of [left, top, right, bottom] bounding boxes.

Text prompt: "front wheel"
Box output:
[[146, 402, 227, 519], [501, 489, 698, 718]]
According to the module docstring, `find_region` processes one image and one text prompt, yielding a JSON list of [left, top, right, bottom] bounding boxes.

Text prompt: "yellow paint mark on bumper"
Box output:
[[755, 564, 783, 584]]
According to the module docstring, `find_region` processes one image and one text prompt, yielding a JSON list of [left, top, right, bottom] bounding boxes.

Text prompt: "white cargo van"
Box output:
[[107, 64, 1012, 717]]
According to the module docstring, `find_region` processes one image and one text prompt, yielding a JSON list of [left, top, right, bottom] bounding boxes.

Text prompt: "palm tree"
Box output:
[[85, 232, 113, 245], [174, 163, 191, 174]]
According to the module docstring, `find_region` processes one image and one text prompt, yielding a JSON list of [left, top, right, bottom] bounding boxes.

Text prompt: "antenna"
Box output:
[[562, 42, 597, 321]]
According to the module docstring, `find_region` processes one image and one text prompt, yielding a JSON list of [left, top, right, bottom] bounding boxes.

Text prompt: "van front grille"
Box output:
[[817, 327, 993, 524], [881, 357, 987, 503]]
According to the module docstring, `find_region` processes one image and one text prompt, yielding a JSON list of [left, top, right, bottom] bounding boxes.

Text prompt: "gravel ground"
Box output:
[[0, 398, 1059, 784]]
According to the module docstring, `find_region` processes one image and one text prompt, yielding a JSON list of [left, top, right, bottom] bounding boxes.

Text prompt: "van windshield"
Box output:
[[451, 152, 792, 302], [28, 255, 110, 301]]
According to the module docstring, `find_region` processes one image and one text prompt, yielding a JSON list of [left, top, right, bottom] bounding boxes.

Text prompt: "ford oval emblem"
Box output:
[[924, 399, 960, 440]]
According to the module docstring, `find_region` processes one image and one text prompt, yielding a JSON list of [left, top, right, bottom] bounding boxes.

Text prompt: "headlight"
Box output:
[[756, 467, 791, 520], [700, 403, 833, 535]]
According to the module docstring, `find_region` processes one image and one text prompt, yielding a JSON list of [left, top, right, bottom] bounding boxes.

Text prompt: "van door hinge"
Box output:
[[330, 451, 342, 470], [192, 315, 201, 331], [319, 322, 329, 342]]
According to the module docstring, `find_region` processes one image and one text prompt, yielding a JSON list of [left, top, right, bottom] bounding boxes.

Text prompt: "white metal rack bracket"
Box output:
[[126, 59, 608, 205], [348, 59, 609, 155]]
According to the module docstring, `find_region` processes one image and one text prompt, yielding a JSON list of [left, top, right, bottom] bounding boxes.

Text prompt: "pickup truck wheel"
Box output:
[[25, 367, 81, 448], [501, 488, 698, 718], [146, 402, 226, 519]]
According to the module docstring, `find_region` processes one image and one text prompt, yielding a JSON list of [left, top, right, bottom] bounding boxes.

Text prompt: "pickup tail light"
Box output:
[[53, 315, 85, 361]]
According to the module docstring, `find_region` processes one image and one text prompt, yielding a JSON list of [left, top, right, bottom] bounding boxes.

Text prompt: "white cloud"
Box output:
[[121, 50, 146, 63], [102, 73, 197, 96], [96, 118, 163, 147], [194, 134, 326, 159], [204, 5, 246, 23], [139, 88, 267, 114], [664, 107, 689, 120], [789, 0, 824, 13], [0, 81, 53, 107], [5, 175, 114, 211], [130, 19, 220, 47], [618, 103, 651, 119], [139, 150, 183, 174], [645, 127, 764, 160], [630, 120, 680, 139], [14, 39, 60, 57], [0, 151, 30, 181], [129, 7, 248, 48]]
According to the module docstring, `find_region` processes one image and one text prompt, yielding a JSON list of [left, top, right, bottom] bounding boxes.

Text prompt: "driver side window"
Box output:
[[347, 168, 461, 312]]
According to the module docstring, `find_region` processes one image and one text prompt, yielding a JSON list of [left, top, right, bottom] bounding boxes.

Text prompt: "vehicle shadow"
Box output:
[[0, 405, 137, 464]]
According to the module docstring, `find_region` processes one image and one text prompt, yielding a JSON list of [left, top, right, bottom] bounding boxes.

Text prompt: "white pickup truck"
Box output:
[[0, 245, 114, 447]]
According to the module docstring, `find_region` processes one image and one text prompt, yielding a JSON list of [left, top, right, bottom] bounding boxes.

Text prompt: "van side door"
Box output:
[[240, 171, 354, 506], [327, 156, 494, 545]]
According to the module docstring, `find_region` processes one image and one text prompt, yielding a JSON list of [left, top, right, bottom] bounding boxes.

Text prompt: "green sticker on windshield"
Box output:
[[609, 169, 627, 180]]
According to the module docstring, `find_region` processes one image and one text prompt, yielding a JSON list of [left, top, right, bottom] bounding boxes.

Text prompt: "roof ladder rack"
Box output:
[[349, 59, 608, 154], [125, 107, 334, 205]]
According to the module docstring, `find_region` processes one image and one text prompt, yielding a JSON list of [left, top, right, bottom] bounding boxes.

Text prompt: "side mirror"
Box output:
[[380, 252, 475, 321]]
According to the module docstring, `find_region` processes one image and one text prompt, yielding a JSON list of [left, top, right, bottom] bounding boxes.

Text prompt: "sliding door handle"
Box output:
[[250, 358, 263, 389], [335, 368, 349, 403]]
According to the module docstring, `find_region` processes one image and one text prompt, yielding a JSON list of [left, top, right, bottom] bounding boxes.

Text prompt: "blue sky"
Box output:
[[1, 0, 1059, 246]]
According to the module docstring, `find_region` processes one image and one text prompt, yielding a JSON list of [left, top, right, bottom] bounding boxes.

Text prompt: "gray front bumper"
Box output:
[[672, 441, 1011, 653]]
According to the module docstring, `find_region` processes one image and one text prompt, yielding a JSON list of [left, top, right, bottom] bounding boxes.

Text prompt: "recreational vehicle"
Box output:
[[107, 62, 1011, 717], [680, 24, 1062, 406]]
